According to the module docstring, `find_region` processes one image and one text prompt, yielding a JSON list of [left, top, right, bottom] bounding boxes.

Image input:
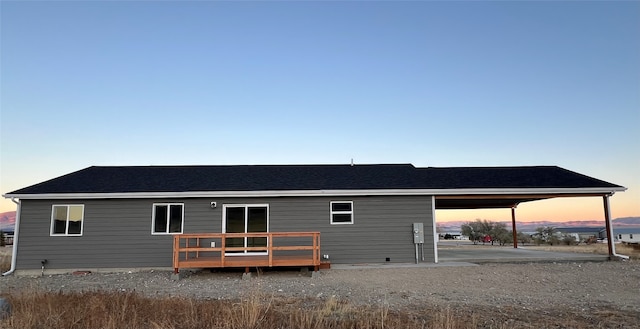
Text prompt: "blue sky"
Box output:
[[1, 1, 638, 222]]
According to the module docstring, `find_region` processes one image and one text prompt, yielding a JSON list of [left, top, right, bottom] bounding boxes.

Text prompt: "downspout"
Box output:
[[603, 194, 629, 260], [2, 197, 21, 276], [432, 195, 438, 263]]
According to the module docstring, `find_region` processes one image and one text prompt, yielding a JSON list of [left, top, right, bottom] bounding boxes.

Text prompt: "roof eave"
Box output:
[[2, 186, 627, 200]]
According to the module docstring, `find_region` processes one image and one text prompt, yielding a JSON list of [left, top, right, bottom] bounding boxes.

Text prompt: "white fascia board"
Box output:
[[2, 186, 626, 200]]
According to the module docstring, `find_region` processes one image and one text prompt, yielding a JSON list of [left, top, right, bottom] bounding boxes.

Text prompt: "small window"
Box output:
[[330, 201, 353, 224], [50, 205, 84, 236], [152, 203, 184, 234]]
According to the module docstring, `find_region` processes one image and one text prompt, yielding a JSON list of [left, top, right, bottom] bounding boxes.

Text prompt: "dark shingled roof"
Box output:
[[415, 166, 622, 189], [7, 164, 623, 195]]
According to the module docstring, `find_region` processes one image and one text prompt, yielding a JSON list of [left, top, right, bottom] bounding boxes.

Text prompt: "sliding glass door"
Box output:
[[223, 204, 268, 255]]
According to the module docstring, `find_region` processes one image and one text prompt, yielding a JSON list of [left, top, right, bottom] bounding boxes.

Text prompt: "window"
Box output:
[[152, 203, 184, 234], [50, 205, 84, 236], [330, 201, 353, 224]]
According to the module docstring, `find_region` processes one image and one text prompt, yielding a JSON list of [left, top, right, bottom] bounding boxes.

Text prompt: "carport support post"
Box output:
[[511, 207, 518, 248], [603, 195, 614, 257]]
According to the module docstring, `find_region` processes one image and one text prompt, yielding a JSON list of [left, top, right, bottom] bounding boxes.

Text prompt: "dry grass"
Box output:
[[0, 289, 636, 329], [0, 290, 438, 329], [0, 247, 11, 273], [525, 243, 640, 260]]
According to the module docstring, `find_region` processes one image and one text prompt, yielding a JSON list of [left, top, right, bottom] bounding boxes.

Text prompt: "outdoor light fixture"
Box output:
[[210, 202, 217, 208]]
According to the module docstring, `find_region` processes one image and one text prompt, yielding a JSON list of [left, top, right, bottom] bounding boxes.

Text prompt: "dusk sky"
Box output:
[[1, 1, 638, 223]]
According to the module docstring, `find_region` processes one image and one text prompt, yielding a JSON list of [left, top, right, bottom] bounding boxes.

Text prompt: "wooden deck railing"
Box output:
[[172, 232, 321, 273]]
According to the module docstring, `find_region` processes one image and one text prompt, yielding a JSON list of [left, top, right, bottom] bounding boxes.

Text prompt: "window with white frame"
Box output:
[[152, 203, 184, 234], [50, 205, 84, 236], [330, 201, 353, 224]]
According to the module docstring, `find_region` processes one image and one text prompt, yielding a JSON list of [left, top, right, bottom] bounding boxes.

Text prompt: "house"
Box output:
[[2, 164, 626, 275], [555, 227, 605, 242], [613, 228, 640, 244], [0, 230, 14, 246]]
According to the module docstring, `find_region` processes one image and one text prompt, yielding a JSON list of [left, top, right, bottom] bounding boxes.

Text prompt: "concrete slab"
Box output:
[[438, 244, 609, 263], [332, 243, 609, 270]]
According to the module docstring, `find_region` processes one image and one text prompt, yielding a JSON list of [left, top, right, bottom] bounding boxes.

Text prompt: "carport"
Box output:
[[425, 166, 627, 261]]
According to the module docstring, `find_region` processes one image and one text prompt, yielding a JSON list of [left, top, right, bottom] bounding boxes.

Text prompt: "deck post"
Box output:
[[268, 234, 273, 267], [173, 236, 179, 274], [221, 235, 226, 267], [313, 233, 318, 265]]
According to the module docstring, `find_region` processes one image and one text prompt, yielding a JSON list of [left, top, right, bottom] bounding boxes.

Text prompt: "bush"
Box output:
[[563, 235, 578, 246]]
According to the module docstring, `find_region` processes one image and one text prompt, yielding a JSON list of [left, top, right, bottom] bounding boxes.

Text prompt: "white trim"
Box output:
[[330, 201, 354, 225], [151, 203, 185, 235], [50, 204, 84, 236], [3, 186, 626, 200], [222, 204, 269, 256]]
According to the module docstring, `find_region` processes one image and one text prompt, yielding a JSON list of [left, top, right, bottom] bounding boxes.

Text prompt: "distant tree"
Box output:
[[478, 220, 495, 244], [517, 232, 532, 245], [0, 231, 4, 247], [533, 235, 544, 246], [444, 233, 453, 240], [461, 220, 484, 245], [548, 235, 561, 246], [490, 223, 511, 246], [543, 226, 557, 239], [535, 226, 558, 245], [461, 219, 510, 245]]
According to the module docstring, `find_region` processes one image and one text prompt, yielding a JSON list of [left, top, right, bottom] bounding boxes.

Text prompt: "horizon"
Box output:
[[3, 209, 640, 225], [1, 2, 638, 219]]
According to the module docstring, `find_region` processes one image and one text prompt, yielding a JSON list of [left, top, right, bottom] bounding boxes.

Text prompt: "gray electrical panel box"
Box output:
[[413, 222, 424, 244]]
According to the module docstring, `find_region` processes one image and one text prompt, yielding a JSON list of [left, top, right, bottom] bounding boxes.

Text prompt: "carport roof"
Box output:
[[4, 164, 625, 209]]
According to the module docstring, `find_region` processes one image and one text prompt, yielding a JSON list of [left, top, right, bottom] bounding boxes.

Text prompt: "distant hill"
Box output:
[[0, 211, 16, 232], [438, 217, 640, 232], [613, 217, 640, 226]]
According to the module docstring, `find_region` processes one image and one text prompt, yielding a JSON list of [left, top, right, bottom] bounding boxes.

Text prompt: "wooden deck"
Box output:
[[173, 232, 321, 273]]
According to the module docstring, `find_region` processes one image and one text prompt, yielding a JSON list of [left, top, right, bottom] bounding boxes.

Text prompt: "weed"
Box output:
[[0, 289, 635, 329]]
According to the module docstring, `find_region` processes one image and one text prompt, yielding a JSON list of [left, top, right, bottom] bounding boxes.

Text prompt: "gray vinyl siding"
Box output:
[[15, 196, 434, 270], [269, 196, 434, 264]]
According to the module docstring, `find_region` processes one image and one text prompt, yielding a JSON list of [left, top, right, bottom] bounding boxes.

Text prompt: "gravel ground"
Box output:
[[2, 260, 639, 317]]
